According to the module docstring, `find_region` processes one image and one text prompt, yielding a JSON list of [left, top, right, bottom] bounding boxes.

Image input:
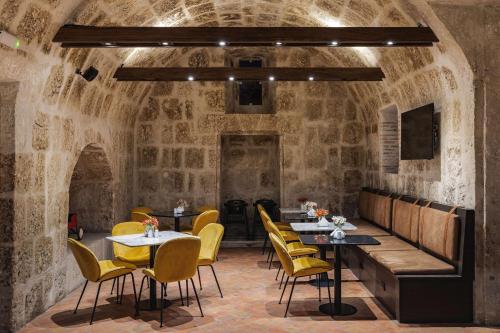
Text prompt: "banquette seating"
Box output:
[[343, 188, 474, 323]]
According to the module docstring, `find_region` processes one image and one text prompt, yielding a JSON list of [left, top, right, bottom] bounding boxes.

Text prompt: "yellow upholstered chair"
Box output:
[[131, 206, 153, 214], [130, 211, 152, 223], [183, 209, 219, 236], [197, 205, 217, 213], [257, 204, 292, 255], [137, 237, 203, 327], [112, 222, 150, 267], [67, 238, 137, 325], [197, 223, 224, 298], [269, 233, 333, 317]]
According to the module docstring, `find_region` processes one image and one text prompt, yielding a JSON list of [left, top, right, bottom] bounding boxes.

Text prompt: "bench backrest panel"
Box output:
[[392, 199, 420, 243], [419, 206, 460, 261], [359, 190, 391, 229]]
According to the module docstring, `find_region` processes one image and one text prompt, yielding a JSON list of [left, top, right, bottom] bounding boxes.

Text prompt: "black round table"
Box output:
[[150, 210, 200, 231]]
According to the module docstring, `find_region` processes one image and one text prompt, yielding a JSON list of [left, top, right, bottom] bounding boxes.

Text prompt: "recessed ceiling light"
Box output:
[[269, 76, 275, 81], [330, 41, 339, 46], [386, 40, 394, 46], [275, 41, 283, 46], [188, 76, 194, 81], [219, 41, 227, 47], [308, 76, 315, 81], [161, 42, 169, 46], [228, 76, 235, 81]]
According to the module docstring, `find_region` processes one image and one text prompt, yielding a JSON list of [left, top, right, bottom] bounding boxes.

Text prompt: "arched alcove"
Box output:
[[68, 144, 114, 232]]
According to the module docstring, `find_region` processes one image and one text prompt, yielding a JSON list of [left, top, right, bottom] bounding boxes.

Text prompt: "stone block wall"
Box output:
[[133, 49, 369, 228]]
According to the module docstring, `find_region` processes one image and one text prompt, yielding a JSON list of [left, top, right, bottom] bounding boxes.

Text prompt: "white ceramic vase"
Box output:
[[317, 216, 329, 227], [331, 227, 346, 239]]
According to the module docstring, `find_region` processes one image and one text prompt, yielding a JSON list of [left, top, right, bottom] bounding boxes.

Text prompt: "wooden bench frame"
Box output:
[[342, 187, 475, 323]]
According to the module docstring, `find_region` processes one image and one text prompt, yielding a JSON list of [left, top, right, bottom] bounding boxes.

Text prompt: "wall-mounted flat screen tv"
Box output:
[[401, 103, 435, 160]]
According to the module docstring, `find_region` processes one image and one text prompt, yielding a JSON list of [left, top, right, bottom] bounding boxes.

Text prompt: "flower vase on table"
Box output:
[[175, 199, 189, 214], [315, 208, 330, 227], [330, 216, 347, 239], [142, 217, 159, 238]]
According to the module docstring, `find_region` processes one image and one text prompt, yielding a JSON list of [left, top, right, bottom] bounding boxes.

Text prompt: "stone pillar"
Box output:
[[431, 3, 500, 325]]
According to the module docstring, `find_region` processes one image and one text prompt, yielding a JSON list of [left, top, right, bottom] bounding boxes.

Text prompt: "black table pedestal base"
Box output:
[[138, 299, 171, 311], [308, 278, 334, 287], [319, 303, 357, 316]]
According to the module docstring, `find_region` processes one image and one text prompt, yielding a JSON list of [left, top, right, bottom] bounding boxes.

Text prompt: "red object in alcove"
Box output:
[[68, 213, 84, 240]]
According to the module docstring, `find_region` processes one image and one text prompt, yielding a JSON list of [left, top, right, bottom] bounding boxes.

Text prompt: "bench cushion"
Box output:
[[348, 219, 390, 237], [370, 250, 455, 275], [419, 206, 460, 261], [392, 199, 420, 243], [358, 236, 418, 254]]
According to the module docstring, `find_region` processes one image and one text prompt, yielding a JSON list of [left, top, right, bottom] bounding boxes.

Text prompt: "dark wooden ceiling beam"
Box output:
[[113, 67, 385, 81], [54, 25, 438, 48]]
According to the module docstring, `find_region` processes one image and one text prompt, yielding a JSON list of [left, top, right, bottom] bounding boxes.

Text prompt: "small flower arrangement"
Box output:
[[332, 216, 346, 227], [143, 217, 159, 236], [177, 199, 189, 208], [315, 208, 329, 219], [305, 201, 318, 210]]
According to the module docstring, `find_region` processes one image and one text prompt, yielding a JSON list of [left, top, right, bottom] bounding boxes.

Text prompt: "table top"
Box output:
[[279, 208, 306, 214], [150, 211, 200, 218], [299, 234, 380, 246], [290, 221, 357, 232], [106, 230, 196, 247]]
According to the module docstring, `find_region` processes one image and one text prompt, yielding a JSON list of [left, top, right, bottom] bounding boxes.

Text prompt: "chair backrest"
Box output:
[[198, 223, 225, 263], [131, 206, 153, 214], [269, 233, 294, 276], [154, 237, 201, 283], [265, 217, 287, 243], [419, 206, 460, 261], [392, 199, 421, 243], [112, 222, 149, 261], [67, 238, 101, 282], [131, 211, 152, 222], [192, 210, 219, 235], [258, 207, 272, 232], [197, 205, 217, 213]]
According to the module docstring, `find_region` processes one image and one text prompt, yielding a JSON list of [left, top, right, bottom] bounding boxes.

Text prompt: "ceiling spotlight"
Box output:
[[269, 76, 275, 81], [308, 76, 315, 81], [386, 40, 394, 46], [187, 76, 194, 81], [330, 41, 339, 46], [219, 41, 227, 47], [228, 76, 235, 81], [161, 42, 169, 46], [275, 41, 283, 46]]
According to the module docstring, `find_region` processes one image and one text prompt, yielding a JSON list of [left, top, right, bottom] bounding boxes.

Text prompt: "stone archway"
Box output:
[[68, 144, 114, 233]]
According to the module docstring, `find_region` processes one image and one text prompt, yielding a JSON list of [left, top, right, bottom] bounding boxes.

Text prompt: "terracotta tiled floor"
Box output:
[[20, 248, 497, 332]]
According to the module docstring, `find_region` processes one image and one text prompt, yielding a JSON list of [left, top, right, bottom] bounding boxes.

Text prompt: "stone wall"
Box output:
[[220, 135, 280, 221], [133, 48, 369, 228], [68, 145, 114, 232]]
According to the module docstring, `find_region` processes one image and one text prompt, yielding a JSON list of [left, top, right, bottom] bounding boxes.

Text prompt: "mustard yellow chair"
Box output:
[[182, 209, 219, 236], [131, 206, 153, 214], [197, 223, 224, 298], [269, 233, 333, 317], [137, 237, 203, 327], [67, 238, 137, 325], [130, 211, 152, 223], [257, 204, 292, 255], [197, 205, 217, 212]]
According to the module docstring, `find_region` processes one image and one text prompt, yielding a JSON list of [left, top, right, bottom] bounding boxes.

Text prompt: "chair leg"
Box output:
[[326, 276, 333, 315], [262, 234, 268, 254], [186, 279, 189, 307], [318, 275, 321, 302], [279, 276, 289, 304], [266, 246, 272, 262], [136, 275, 147, 316], [210, 265, 223, 298], [268, 251, 274, 269], [119, 275, 126, 304], [178, 281, 184, 305], [275, 264, 281, 280], [90, 281, 103, 325], [197, 266, 202, 290], [164, 283, 167, 297], [284, 278, 297, 318], [130, 273, 138, 305], [115, 276, 120, 304], [160, 283, 165, 328], [74, 280, 88, 314], [279, 270, 285, 289], [190, 278, 204, 317], [110, 278, 116, 295]]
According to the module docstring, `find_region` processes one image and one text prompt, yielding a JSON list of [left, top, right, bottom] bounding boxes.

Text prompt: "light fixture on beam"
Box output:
[[113, 67, 385, 82]]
